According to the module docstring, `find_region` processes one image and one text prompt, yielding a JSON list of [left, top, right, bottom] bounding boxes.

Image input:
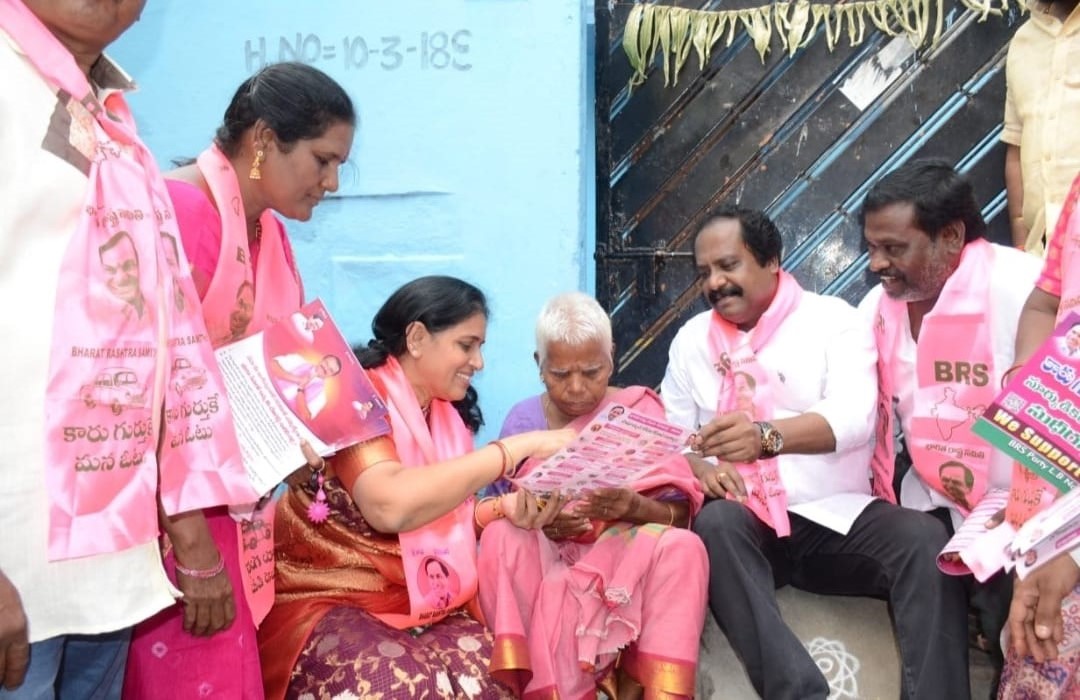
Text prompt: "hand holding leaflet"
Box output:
[[215, 299, 390, 495], [510, 404, 695, 498]]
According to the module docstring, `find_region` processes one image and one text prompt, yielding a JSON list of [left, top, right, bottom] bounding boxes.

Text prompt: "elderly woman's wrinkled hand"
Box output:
[[575, 487, 639, 521], [542, 509, 592, 541], [505, 489, 566, 530]]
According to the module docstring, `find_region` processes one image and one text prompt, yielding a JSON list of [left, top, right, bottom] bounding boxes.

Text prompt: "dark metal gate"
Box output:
[[595, 0, 1024, 388]]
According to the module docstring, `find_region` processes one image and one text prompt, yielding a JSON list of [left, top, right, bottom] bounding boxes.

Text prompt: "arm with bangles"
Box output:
[[343, 430, 573, 534], [157, 504, 234, 638]]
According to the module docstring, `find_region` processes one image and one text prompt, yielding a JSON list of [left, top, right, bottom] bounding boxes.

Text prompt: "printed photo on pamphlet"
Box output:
[[215, 300, 390, 495]]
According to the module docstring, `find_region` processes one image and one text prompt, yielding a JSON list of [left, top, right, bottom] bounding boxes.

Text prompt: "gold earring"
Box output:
[[248, 149, 264, 180]]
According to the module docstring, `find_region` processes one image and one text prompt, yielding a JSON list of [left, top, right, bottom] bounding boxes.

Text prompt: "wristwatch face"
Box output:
[[758, 421, 784, 457]]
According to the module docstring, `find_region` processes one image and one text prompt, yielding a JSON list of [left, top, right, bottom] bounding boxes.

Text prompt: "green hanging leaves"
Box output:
[[622, 0, 1019, 90]]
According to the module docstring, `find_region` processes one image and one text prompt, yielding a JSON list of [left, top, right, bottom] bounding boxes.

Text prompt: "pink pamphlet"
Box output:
[[512, 404, 694, 497], [216, 299, 390, 624]]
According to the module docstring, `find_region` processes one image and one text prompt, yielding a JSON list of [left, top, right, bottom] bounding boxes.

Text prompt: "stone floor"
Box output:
[[694, 587, 996, 699]]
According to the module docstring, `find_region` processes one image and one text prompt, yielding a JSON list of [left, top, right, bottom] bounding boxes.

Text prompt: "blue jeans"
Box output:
[[0, 629, 130, 700]]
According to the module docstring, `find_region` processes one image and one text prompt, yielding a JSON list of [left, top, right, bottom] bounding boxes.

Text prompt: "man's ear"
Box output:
[[533, 351, 541, 370], [940, 220, 965, 253], [405, 321, 429, 357]]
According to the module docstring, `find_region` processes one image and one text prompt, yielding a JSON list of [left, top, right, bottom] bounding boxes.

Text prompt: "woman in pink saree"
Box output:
[[477, 292, 709, 699], [258, 276, 572, 699]]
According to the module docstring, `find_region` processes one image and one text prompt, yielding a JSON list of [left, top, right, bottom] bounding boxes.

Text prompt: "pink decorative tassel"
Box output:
[[307, 472, 329, 524]]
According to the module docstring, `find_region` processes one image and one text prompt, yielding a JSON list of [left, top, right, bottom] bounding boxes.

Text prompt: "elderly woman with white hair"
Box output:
[[476, 292, 708, 699]]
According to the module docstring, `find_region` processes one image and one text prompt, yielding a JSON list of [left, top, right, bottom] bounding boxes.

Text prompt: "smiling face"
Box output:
[[100, 234, 140, 305], [540, 337, 613, 420], [259, 120, 354, 221], [314, 355, 342, 379], [864, 202, 961, 303], [409, 312, 487, 403], [694, 217, 779, 330]]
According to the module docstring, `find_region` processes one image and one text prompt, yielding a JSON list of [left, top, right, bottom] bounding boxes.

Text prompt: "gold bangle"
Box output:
[[474, 496, 505, 530], [665, 502, 676, 527], [490, 440, 515, 479]]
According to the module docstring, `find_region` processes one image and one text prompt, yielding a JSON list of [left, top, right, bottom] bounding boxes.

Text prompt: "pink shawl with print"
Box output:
[[0, 0, 256, 561], [870, 239, 997, 514], [707, 270, 803, 536], [369, 355, 479, 629]]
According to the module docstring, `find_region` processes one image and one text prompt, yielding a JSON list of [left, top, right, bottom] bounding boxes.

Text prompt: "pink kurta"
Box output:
[[478, 386, 708, 699], [124, 165, 303, 700]]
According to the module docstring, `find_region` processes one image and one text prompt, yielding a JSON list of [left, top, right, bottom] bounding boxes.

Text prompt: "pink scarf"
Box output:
[[195, 145, 301, 346], [707, 270, 802, 536], [0, 0, 257, 560], [369, 356, 477, 629], [870, 239, 997, 515]]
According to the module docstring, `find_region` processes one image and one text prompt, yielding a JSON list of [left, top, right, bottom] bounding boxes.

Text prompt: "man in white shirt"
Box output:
[[0, 1, 234, 697], [662, 205, 969, 699], [859, 160, 1041, 694]]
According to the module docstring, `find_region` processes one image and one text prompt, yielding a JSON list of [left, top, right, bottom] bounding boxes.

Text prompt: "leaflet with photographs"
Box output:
[[972, 311, 1080, 495], [214, 299, 391, 495], [967, 311, 1080, 579], [511, 403, 695, 497]]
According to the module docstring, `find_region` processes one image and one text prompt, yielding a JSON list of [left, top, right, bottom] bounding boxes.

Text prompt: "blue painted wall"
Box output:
[[112, 0, 595, 441]]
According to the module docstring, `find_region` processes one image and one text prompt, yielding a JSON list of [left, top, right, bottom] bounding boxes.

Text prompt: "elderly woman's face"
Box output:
[[540, 338, 613, 419]]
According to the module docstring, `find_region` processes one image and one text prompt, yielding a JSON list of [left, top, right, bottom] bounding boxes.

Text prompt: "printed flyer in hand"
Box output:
[[216, 299, 390, 624], [215, 299, 390, 496], [511, 403, 695, 497], [972, 311, 1080, 495], [968, 311, 1080, 579]]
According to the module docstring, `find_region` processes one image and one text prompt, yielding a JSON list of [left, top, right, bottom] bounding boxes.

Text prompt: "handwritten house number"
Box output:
[[245, 31, 472, 73]]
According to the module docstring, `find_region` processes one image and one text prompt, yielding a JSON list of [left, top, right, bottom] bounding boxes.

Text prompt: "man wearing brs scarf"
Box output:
[[859, 160, 1041, 697], [0, 0, 258, 696], [661, 205, 970, 699]]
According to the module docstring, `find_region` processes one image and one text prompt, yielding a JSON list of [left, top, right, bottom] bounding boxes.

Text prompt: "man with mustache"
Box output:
[[662, 205, 968, 699], [1002, 0, 1080, 254], [859, 159, 1040, 695]]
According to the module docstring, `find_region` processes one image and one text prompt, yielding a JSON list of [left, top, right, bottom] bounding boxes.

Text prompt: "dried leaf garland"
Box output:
[[622, 0, 1020, 90]]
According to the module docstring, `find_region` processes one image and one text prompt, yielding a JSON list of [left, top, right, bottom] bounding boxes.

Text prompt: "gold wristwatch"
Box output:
[[754, 421, 784, 458]]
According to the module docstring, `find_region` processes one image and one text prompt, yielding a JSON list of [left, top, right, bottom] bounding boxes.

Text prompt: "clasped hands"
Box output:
[[539, 488, 640, 542], [688, 412, 761, 502]]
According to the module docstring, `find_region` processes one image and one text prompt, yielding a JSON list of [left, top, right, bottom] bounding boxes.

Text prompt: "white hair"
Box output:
[[535, 292, 613, 364]]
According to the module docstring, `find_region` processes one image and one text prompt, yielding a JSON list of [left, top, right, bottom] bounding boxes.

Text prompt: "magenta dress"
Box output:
[[122, 180, 301, 699]]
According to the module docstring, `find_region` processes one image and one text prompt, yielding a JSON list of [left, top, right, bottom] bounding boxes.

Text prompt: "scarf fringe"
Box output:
[[622, 0, 1024, 89]]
